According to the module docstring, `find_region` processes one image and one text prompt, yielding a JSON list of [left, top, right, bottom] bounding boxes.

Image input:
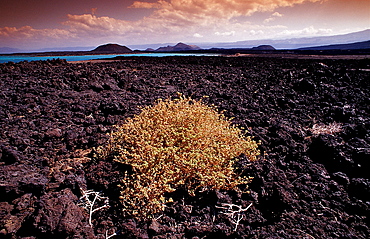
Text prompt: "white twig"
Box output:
[[319, 202, 338, 221], [233, 213, 244, 231], [216, 203, 253, 231], [310, 122, 342, 135], [78, 190, 110, 226], [105, 229, 117, 239], [294, 229, 316, 239]]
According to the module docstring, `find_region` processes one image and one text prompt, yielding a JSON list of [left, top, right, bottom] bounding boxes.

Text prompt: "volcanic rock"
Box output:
[[0, 56, 369, 238], [92, 43, 132, 53], [155, 42, 201, 52], [251, 45, 276, 50]]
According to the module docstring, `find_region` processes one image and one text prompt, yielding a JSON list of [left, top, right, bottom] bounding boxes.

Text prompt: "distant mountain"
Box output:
[[155, 42, 201, 52], [299, 40, 370, 50], [0, 47, 22, 54], [251, 45, 276, 50], [196, 29, 370, 49], [92, 43, 132, 53], [37, 46, 95, 52]]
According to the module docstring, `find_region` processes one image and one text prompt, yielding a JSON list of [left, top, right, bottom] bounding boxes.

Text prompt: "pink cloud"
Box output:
[[126, 0, 322, 40], [64, 14, 133, 36], [215, 31, 236, 36], [0, 25, 73, 49], [272, 12, 284, 17], [0, 0, 334, 49], [131, 0, 321, 18], [0, 26, 70, 39], [279, 26, 333, 36], [125, 0, 321, 41], [264, 11, 284, 23], [249, 29, 264, 35], [129, 1, 165, 9]]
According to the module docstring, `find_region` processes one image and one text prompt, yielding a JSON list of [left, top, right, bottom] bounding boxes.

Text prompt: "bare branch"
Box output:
[[216, 203, 253, 231], [78, 190, 110, 226]]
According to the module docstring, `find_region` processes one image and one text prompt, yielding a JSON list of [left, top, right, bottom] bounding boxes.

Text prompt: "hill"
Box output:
[[299, 40, 370, 50], [0, 47, 22, 54], [92, 43, 132, 53], [155, 42, 201, 52], [195, 29, 370, 49], [251, 45, 276, 50]]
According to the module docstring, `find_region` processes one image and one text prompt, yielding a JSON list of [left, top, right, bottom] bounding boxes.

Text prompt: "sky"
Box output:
[[0, 0, 369, 50]]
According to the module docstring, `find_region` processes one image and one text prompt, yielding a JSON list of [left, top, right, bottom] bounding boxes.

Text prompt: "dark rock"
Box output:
[[293, 78, 316, 92], [0, 164, 48, 196], [0, 145, 21, 164], [0, 56, 369, 238], [45, 128, 63, 138], [332, 172, 350, 185], [349, 178, 370, 201], [34, 188, 95, 238], [148, 220, 162, 234], [89, 82, 104, 92]]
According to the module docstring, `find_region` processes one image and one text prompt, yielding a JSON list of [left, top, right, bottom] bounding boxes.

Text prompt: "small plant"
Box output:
[[78, 190, 118, 238], [310, 122, 342, 135], [78, 189, 110, 226], [95, 94, 259, 218], [216, 203, 253, 231]]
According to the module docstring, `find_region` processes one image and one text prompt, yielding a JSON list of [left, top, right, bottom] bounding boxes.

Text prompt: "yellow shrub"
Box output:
[[96, 94, 259, 217]]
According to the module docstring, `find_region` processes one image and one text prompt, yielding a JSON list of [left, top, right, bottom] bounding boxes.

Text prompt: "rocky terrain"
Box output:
[[0, 56, 369, 238], [299, 40, 370, 51]]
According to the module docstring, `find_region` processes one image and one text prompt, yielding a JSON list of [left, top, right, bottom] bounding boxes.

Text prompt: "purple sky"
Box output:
[[0, 0, 369, 50]]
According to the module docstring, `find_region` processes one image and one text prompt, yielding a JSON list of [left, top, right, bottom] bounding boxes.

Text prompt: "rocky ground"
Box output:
[[0, 56, 369, 238]]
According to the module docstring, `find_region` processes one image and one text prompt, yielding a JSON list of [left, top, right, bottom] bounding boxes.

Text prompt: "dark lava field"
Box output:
[[0, 56, 369, 238]]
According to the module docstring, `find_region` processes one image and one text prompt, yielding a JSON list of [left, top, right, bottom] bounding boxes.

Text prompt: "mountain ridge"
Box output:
[[195, 29, 370, 49], [92, 43, 132, 53], [299, 40, 370, 50], [1, 29, 368, 54], [153, 42, 201, 52], [0, 47, 22, 54], [125, 29, 369, 50]]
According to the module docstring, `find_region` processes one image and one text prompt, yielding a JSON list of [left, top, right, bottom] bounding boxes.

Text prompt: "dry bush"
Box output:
[[310, 122, 342, 135], [95, 94, 260, 218]]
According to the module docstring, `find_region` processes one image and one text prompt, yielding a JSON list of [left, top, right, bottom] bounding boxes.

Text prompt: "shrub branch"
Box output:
[[95, 94, 259, 218]]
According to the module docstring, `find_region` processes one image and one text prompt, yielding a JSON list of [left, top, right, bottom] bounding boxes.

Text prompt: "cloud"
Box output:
[[64, 14, 133, 36], [264, 11, 284, 23], [129, 1, 164, 9], [279, 26, 333, 36], [264, 18, 274, 23], [127, 0, 320, 40], [124, 0, 321, 42], [0, 26, 71, 40], [0, 14, 131, 45], [0, 0, 326, 48], [0, 25, 74, 49], [193, 33, 203, 38], [272, 12, 284, 17], [131, 0, 321, 19], [249, 29, 264, 35], [215, 31, 236, 37]]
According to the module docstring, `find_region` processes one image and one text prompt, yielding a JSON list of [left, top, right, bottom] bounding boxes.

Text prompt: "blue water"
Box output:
[[0, 53, 218, 63]]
